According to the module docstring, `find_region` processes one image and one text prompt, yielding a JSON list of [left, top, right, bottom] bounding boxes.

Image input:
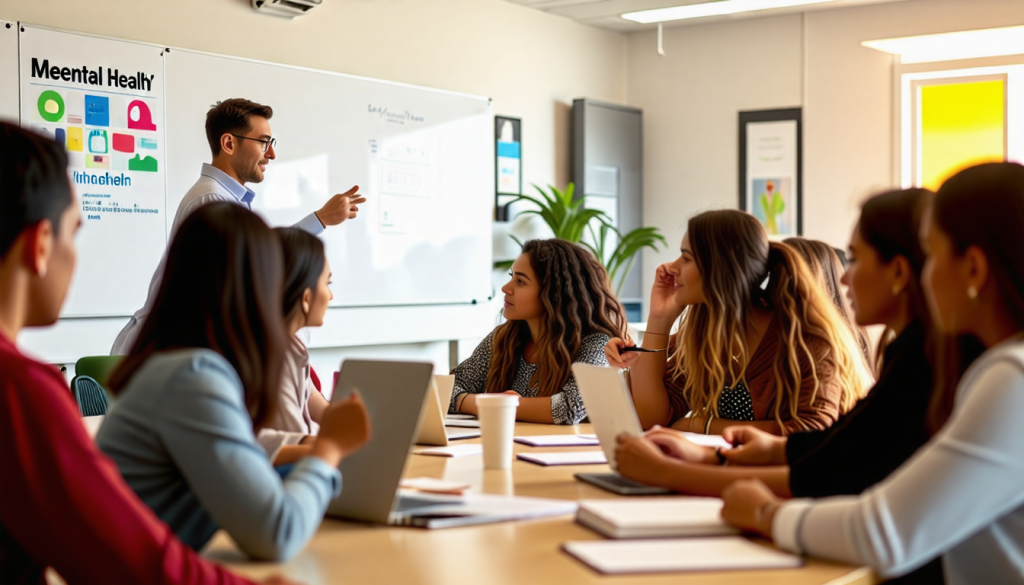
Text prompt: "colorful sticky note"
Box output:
[[139, 137, 158, 149], [54, 128, 66, 147], [128, 154, 158, 172], [67, 128, 83, 152], [88, 130, 108, 154], [37, 90, 65, 123], [112, 133, 135, 153], [127, 100, 157, 131], [86, 155, 110, 169], [85, 95, 110, 127]]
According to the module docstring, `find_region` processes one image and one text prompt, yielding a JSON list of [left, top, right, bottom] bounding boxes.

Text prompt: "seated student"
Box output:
[[450, 238, 628, 424], [97, 202, 371, 562], [784, 236, 872, 366], [0, 123, 288, 585], [606, 209, 873, 435], [257, 227, 333, 464], [719, 162, 1024, 585]]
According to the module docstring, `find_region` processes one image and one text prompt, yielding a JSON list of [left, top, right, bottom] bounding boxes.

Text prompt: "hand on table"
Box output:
[[613, 433, 675, 487], [721, 426, 788, 466], [645, 425, 718, 464], [720, 478, 782, 538], [315, 185, 366, 227]]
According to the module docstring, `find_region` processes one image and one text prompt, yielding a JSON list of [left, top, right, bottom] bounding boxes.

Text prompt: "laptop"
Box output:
[[415, 375, 480, 446], [571, 363, 673, 496], [327, 360, 573, 527]]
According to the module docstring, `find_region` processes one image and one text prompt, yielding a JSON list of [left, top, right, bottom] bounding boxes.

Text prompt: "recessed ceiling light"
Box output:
[[862, 25, 1024, 64], [621, 0, 838, 24]]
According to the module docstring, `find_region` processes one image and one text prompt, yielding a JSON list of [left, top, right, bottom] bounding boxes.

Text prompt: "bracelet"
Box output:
[[715, 447, 727, 465], [704, 413, 714, 435]]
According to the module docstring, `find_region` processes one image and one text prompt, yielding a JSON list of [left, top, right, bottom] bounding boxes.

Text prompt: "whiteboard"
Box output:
[[164, 49, 494, 307], [0, 21, 19, 120]]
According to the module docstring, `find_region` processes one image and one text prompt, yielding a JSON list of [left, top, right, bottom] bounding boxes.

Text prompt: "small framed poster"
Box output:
[[738, 108, 802, 238], [495, 115, 521, 221]]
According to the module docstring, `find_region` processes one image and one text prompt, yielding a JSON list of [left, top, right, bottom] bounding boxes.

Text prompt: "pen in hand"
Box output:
[[619, 346, 668, 353]]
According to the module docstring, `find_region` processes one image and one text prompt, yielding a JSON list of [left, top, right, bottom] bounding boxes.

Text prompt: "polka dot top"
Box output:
[[448, 329, 611, 425], [717, 380, 755, 421]]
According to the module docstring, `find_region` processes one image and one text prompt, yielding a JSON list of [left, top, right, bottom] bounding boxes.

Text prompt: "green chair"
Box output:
[[74, 355, 124, 401]]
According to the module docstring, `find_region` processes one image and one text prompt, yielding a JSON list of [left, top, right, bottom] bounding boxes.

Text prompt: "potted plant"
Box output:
[[496, 183, 666, 297]]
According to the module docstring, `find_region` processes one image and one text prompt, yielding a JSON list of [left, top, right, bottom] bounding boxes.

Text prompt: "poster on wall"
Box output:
[[495, 115, 521, 221], [20, 25, 166, 317], [739, 108, 802, 238]]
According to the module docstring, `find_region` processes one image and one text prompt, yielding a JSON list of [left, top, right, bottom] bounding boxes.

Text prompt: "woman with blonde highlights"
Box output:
[[607, 210, 873, 435], [450, 239, 628, 424]]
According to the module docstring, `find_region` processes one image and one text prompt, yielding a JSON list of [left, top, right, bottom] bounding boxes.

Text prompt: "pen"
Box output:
[[619, 346, 668, 353]]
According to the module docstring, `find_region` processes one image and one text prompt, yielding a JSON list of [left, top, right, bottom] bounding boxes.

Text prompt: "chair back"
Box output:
[[74, 355, 124, 399], [70, 375, 109, 417]]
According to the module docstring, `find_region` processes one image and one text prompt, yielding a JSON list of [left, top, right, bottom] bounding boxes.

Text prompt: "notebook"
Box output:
[[415, 375, 481, 445], [562, 537, 803, 574], [514, 434, 600, 447], [575, 497, 738, 539], [517, 451, 608, 466]]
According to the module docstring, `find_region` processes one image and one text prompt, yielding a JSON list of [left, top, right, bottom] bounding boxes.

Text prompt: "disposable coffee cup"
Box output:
[[477, 393, 520, 469]]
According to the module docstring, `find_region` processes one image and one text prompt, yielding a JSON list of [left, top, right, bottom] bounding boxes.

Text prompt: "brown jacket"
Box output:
[[663, 322, 842, 434]]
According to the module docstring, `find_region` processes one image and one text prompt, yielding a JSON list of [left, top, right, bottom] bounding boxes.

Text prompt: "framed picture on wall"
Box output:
[[495, 115, 521, 221], [738, 108, 802, 238]]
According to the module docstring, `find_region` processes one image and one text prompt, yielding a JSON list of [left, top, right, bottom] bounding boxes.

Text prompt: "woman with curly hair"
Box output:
[[449, 239, 628, 424]]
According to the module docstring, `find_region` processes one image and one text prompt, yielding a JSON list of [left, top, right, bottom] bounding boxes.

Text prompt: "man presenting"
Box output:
[[111, 98, 365, 354]]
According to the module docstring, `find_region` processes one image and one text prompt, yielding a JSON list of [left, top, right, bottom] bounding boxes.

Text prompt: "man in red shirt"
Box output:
[[0, 122, 294, 585]]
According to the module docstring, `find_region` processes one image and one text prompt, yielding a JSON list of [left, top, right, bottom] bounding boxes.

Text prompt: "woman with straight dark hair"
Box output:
[[98, 202, 371, 561], [607, 210, 873, 436], [257, 227, 334, 463], [785, 237, 872, 366], [0, 123, 292, 584], [450, 238, 628, 424], [720, 162, 1024, 584]]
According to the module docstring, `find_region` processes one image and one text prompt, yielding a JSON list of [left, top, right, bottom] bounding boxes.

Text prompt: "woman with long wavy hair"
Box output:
[[449, 239, 628, 424], [607, 209, 873, 435], [784, 237, 872, 367]]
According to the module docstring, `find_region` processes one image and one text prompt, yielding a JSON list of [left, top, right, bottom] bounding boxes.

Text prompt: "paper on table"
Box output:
[[399, 477, 472, 495], [417, 444, 483, 457], [445, 427, 481, 440], [562, 537, 803, 574], [517, 451, 607, 466], [514, 435, 601, 447], [680, 432, 733, 449]]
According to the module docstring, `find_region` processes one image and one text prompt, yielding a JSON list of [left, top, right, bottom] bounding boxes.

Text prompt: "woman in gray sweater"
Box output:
[[720, 162, 1024, 584], [98, 203, 371, 561]]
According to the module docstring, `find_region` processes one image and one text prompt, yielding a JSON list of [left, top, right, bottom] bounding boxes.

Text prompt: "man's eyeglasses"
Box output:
[[229, 133, 277, 153]]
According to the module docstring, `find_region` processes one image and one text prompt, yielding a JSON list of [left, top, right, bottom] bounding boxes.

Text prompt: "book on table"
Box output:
[[576, 497, 739, 539]]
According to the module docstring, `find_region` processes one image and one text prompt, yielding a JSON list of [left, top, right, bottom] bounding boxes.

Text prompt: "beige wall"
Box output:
[[0, 0, 627, 190], [628, 0, 1024, 319]]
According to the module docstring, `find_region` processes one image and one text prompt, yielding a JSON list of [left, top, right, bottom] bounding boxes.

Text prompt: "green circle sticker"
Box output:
[[37, 90, 64, 123]]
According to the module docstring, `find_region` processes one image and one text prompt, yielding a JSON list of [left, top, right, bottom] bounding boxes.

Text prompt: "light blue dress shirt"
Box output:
[[111, 164, 324, 354], [96, 348, 341, 561]]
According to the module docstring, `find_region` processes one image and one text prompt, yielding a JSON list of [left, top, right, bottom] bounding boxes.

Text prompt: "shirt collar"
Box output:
[[201, 163, 256, 205]]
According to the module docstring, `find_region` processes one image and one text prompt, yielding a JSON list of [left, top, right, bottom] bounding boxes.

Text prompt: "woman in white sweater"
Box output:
[[719, 161, 1024, 584], [258, 227, 333, 464]]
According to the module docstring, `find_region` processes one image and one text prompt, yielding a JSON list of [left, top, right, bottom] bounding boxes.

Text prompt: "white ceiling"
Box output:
[[504, 0, 909, 32]]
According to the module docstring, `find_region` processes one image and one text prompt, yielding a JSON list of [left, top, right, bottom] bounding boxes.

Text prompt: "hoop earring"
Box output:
[[967, 286, 978, 301]]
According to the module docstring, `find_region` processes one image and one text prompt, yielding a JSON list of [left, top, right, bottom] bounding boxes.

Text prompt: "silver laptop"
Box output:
[[571, 363, 672, 496], [415, 375, 480, 446]]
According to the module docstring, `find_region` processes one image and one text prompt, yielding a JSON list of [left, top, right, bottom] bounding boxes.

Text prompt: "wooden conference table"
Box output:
[[202, 422, 878, 585]]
